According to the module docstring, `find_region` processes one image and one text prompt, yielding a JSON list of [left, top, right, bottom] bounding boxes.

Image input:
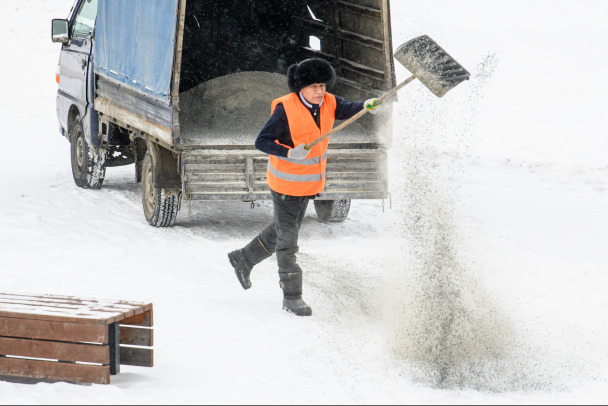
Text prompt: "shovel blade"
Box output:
[[395, 35, 470, 98]]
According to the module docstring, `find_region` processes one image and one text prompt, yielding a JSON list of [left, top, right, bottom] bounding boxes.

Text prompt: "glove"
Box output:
[[364, 98, 383, 115], [288, 143, 310, 160]]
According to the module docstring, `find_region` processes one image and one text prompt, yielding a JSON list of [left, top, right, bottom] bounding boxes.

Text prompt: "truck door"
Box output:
[[59, 0, 98, 108]]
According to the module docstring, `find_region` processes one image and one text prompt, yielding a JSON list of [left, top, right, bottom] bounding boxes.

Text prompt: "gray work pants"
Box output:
[[257, 190, 310, 298]]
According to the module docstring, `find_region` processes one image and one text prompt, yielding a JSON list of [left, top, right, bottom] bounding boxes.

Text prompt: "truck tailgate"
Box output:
[[181, 148, 388, 201]]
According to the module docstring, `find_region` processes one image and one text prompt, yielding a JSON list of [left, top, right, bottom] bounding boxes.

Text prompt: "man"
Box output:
[[228, 58, 382, 316]]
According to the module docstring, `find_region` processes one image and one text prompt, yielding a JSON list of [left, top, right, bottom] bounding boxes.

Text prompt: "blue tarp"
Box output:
[[94, 0, 180, 104]]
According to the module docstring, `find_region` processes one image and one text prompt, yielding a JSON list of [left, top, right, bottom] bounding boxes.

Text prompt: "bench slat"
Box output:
[[119, 326, 153, 347], [0, 293, 150, 309], [0, 310, 115, 325], [0, 317, 108, 344], [0, 297, 143, 311], [0, 337, 109, 364], [0, 357, 110, 385], [0, 305, 123, 323], [120, 347, 153, 367], [120, 310, 153, 327], [0, 299, 152, 325]]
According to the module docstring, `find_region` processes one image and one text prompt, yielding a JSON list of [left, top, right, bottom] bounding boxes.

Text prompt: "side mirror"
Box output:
[[52, 19, 69, 44]]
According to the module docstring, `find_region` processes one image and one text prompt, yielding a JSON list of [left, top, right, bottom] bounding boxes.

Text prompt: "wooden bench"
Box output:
[[0, 293, 153, 385]]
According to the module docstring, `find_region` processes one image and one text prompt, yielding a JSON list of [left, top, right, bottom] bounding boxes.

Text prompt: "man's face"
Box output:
[[300, 83, 326, 105]]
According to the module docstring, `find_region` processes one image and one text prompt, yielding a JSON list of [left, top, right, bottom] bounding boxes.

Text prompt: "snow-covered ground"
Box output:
[[1, 0, 607, 404]]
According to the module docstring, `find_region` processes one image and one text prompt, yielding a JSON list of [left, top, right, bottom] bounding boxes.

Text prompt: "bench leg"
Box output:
[[109, 323, 120, 375]]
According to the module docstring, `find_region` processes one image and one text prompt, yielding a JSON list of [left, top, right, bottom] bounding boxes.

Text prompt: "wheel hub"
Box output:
[[76, 136, 84, 169]]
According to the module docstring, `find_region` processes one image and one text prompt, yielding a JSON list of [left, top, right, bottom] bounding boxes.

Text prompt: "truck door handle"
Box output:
[[81, 59, 87, 70]]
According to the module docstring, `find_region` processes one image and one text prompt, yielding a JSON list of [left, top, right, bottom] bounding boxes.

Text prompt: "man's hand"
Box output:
[[364, 98, 383, 115], [288, 144, 310, 160]]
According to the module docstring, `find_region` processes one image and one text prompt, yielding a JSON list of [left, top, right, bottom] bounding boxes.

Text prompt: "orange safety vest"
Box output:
[[267, 92, 337, 196]]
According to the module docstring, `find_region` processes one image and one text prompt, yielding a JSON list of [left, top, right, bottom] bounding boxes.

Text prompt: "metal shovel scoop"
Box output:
[[305, 35, 470, 150]]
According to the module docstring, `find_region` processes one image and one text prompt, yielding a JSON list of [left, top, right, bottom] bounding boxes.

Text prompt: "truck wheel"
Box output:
[[314, 199, 351, 223], [141, 152, 180, 227], [70, 115, 106, 189]]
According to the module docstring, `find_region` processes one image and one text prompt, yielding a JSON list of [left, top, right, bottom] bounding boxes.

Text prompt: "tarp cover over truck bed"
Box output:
[[93, 0, 179, 104]]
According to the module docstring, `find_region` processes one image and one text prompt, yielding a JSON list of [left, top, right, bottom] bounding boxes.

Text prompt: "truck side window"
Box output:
[[71, 0, 98, 37]]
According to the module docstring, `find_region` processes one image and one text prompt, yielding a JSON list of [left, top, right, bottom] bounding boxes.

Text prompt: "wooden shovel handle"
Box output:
[[305, 75, 416, 150]]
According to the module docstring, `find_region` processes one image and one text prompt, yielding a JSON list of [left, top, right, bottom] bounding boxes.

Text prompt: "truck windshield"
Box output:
[[72, 0, 98, 37]]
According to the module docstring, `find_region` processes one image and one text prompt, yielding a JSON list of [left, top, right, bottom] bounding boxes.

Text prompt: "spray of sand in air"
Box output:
[[380, 53, 590, 391], [383, 141, 517, 390]]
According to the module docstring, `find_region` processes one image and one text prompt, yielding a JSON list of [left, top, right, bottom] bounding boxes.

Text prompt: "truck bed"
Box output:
[[178, 71, 388, 201]]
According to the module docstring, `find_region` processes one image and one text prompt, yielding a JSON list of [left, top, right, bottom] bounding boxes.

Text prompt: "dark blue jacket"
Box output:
[[255, 93, 364, 157]]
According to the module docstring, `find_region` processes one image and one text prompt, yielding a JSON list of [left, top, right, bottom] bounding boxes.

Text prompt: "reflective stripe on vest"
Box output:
[[267, 163, 325, 183], [266, 93, 336, 196]]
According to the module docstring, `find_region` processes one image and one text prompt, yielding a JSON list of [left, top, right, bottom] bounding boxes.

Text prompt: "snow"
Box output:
[[1, 0, 607, 404]]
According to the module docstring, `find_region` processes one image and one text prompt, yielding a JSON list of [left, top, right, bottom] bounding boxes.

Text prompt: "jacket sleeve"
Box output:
[[334, 95, 365, 120], [254, 103, 291, 157]]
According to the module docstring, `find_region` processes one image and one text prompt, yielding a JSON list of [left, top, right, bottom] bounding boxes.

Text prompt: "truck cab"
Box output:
[[53, 0, 105, 189]]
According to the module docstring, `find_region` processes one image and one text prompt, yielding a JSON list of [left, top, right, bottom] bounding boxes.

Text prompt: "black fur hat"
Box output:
[[287, 58, 336, 93]]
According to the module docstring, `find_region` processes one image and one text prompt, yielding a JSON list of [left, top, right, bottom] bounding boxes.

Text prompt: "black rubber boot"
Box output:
[[228, 237, 272, 290], [283, 296, 312, 316], [279, 270, 312, 316]]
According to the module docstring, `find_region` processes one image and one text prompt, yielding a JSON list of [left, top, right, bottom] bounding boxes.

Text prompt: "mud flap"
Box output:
[[146, 141, 181, 190]]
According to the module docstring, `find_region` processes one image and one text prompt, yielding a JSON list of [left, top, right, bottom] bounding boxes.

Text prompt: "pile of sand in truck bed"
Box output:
[[179, 71, 289, 145], [179, 70, 377, 147]]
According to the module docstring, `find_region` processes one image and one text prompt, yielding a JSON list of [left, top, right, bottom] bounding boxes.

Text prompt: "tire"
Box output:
[[70, 115, 106, 189], [141, 152, 180, 227], [314, 199, 351, 223]]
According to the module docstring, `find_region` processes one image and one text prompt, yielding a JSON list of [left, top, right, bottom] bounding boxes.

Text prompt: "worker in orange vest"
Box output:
[[228, 58, 383, 316]]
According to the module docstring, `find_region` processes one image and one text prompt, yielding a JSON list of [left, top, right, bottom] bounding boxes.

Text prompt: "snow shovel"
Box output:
[[305, 35, 470, 150]]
